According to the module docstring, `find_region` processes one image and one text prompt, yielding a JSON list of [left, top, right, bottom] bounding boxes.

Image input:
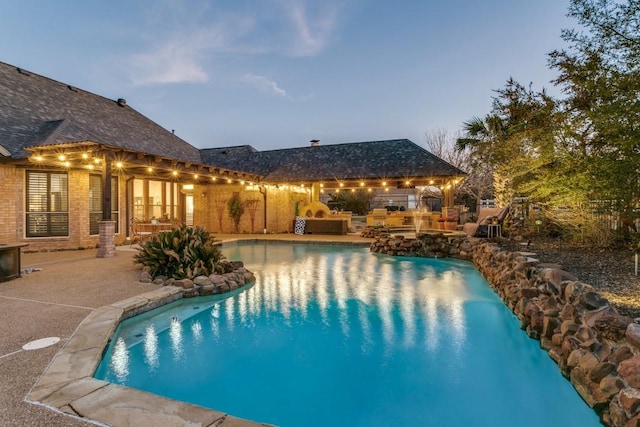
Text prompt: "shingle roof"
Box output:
[[200, 139, 466, 182], [0, 60, 464, 184], [0, 61, 201, 163]]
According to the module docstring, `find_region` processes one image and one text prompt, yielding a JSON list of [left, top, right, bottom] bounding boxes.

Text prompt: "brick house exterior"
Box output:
[[0, 61, 465, 251]]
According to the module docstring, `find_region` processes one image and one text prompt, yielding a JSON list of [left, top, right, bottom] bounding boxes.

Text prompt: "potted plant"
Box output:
[[444, 216, 458, 230], [436, 216, 445, 230], [227, 193, 245, 233]]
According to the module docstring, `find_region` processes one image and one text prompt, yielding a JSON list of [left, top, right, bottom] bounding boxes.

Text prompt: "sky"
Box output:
[[0, 0, 574, 151]]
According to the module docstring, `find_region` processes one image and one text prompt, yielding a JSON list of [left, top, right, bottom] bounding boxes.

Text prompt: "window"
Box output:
[[132, 179, 179, 221], [185, 194, 194, 226], [26, 171, 69, 237], [89, 175, 119, 235]]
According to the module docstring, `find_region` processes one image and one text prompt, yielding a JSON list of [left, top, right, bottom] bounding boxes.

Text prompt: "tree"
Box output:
[[329, 189, 375, 215], [457, 80, 567, 210], [458, 0, 640, 245], [423, 128, 492, 212], [549, 0, 640, 240]]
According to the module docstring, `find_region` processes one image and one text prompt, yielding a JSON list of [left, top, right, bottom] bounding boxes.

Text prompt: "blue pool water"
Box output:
[[95, 242, 599, 426]]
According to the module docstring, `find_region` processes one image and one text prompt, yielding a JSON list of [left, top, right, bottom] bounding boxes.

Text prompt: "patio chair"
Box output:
[[462, 207, 509, 238], [129, 217, 152, 246]]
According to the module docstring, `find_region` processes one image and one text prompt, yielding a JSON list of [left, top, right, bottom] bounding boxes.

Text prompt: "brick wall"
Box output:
[[194, 184, 310, 234], [0, 165, 18, 244]]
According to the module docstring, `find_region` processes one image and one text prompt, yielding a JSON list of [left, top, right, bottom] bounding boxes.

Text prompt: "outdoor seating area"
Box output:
[[130, 218, 183, 246], [365, 209, 442, 229], [462, 207, 509, 238]]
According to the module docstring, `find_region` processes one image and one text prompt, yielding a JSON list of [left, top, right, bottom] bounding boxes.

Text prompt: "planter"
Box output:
[[437, 222, 445, 230], [444, 222, 458, 231]]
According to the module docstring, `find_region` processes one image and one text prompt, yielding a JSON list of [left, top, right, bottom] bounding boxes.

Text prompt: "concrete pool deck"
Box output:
[[0, 233, 372, 427]]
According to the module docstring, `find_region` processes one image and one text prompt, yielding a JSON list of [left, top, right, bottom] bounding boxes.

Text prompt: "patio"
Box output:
[[0, 234, 371, 426]]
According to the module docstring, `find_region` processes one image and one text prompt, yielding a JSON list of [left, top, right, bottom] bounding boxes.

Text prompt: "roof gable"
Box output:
[[201, 139, 465, 182], [0, 61, 202, 163]]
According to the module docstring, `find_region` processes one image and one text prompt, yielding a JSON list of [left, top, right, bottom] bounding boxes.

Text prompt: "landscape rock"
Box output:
[[618, 357, 640, 389], [626, 324, 640, 351], [619, 387, 640, 416]]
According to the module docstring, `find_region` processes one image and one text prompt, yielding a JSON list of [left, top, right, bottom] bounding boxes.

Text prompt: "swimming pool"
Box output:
[[95, 242, 599, 426]]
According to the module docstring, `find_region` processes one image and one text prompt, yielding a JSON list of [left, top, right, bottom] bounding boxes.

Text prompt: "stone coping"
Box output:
[[25, 236, 372, 426], [215, 237, 372, 247], [27, 285, 272, 427]]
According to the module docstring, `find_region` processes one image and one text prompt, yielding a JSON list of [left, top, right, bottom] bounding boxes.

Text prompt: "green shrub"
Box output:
[[133, 225, 224, 279]]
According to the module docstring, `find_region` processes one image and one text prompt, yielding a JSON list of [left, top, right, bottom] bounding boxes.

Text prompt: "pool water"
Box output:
[[95, 242, 599, 426]]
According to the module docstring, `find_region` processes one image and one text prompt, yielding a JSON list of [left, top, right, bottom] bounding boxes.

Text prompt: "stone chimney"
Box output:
[[310, 139, 320, 147]]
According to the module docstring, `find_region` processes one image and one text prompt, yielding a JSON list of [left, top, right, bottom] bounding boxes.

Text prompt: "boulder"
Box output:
[[608, 346, 634, 364], [541, 268, 577, 290], [209, 274, 226, 284], [599, 375, 624, 399], [583, 306, 619, 328], [193, 275, 212, 286], [589, 362, 616, 383], [570, 367, 610, 410], [619, 387, 640, 416], [618, 357, 640, 389], [215, 282, 230, 294], [139, 271, 153, 283], [562, 335, 582, 359], [627, 324, 640, 351], [174, 279, 194, 289], [200, 284, 215, 296], [567, 349, 587, 369], [542, 316, 561, 339], [559, 304, 578, 322], [564, 281, 596, 305], [560, 320, 580, 337], [575, 325, 595, 342], [593, 314, 633, 342], [581, 292, 609, 310], [578, 351, 600, 371]]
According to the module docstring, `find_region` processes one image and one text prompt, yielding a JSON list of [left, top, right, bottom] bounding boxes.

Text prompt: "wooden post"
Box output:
[[101, 151, 112, 220], [97, 150, 115, 258]]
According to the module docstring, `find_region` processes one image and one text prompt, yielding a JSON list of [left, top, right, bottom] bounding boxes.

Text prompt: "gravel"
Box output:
[[500, 238, 640, 319]]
